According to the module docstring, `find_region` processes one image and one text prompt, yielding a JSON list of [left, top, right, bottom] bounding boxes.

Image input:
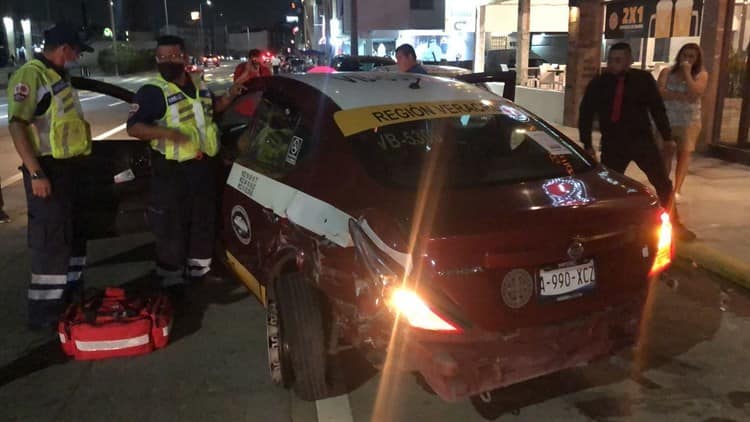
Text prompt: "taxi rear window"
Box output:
[[349, 113, 591, 189]]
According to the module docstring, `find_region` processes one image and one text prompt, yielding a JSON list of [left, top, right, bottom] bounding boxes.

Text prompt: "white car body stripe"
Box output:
[[226, 163, 413, 274], [74, 334, 150, 351], [227, 164, 354, 248], [280, 72, 499, 111]]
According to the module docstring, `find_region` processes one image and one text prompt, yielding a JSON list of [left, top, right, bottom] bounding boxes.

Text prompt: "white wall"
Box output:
[[484, 1, 569, 34], [514, 86, 565, 124]]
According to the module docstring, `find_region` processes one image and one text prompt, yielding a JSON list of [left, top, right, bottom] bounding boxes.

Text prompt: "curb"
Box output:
[[675, 242, 750, 290]]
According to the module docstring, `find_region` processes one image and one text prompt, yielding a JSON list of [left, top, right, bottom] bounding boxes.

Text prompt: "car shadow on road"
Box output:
[[0, 262, 248, 389]]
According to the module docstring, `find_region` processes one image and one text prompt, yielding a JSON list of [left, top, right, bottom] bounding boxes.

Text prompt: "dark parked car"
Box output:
[[330, 55, 395, 71], [73, 73, 673, 409]]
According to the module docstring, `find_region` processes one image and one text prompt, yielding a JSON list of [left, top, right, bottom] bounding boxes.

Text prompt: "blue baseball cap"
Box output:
[[44, 23, 94, 53]]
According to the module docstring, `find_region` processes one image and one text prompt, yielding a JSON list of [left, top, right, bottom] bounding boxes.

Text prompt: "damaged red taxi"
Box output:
[[218, 73, 674, 402]]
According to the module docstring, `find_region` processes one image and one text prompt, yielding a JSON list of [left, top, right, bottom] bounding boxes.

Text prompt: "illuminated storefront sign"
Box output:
[[604, 0, 703, 39]]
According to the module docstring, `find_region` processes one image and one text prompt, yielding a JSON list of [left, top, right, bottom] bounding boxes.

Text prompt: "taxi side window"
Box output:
[[236, 96, 311, 179]]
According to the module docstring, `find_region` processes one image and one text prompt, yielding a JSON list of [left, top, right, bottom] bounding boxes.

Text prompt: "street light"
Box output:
[[2, 17, 15, 64], [199, 0, 212, 55], [163, 0, 170, 34], [108, 0, 119, 76]]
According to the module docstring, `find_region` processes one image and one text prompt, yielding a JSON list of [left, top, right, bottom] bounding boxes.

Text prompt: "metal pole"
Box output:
[[210, 8, 215, 55], [739, 2, 748, 54], [200, 3, 204, 55], [163, 0, 169, 34], [350, 0, 358, 55], [246, 26, 251, 51], [108, 0, 119, 76], [517, 0, 530, 86]]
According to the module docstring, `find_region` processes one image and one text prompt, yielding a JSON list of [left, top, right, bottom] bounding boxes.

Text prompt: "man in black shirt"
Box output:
[[579, 42, 695, 240]]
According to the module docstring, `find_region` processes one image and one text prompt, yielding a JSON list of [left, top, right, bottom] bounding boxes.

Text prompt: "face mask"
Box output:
[[158, 62, 185, 82], [64, 60, 78, 70]]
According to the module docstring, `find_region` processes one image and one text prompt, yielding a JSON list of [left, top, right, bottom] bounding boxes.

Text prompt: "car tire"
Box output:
[[274, 272, 329, 401], [266, 288, 292, 389]]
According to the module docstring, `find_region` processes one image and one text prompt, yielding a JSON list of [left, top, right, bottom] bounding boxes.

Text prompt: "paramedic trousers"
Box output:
[[22, 157, 88, 327], [149, 151, 216, 287]]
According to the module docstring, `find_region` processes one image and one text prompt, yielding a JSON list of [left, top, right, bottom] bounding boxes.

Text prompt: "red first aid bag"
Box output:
[[58, 287, 173, 360]]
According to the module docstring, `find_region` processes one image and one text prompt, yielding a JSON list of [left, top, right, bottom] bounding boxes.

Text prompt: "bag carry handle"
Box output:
[[82, 287, 143, 324]]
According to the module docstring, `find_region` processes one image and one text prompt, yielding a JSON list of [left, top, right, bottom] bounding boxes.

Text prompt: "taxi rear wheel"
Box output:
[[274, 272, 329, 401]]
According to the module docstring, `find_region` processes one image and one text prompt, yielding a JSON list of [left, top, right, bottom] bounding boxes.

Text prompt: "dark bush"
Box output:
[[98, 43, 156, 75]]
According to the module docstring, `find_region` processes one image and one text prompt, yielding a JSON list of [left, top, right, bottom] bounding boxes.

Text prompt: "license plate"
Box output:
[[539, 259, 596, 298]]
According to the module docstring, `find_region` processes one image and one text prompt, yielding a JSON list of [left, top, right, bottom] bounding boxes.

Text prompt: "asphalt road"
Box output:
[[1, 64, 749, 421]]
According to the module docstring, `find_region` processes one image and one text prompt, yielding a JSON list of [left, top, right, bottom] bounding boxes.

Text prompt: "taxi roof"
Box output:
[[280, 72, 499, 111]]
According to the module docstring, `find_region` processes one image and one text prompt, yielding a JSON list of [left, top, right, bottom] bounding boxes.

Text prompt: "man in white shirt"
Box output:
[[271, 55, 282, 74]]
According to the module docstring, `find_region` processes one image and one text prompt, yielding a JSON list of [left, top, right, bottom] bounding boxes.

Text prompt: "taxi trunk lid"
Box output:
[[408, 170, 662, 333]]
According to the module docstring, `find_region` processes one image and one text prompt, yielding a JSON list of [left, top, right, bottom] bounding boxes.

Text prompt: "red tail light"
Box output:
[[387, 288, 461, 332], [649, 210, 673, 276]]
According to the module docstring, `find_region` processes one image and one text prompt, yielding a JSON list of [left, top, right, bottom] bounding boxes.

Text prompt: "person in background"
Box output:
[[271, 55, 281, 75], [0, 177, 9, 223], [395, 44, 427, 75], [658, 43, 708, 201], [233, 49, 271, 86], [578, 42, 695, 241]]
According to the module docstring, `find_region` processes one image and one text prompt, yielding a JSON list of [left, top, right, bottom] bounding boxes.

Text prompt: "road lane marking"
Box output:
[[108, 101, 125, 107], [93, 123, 127, 140], [80, 94, 105, 102], [315, 395, 354, 422], [1, 172, 23, 188]]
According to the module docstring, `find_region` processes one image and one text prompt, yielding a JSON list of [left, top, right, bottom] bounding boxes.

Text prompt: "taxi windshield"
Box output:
[[349, 112, 592, 189]]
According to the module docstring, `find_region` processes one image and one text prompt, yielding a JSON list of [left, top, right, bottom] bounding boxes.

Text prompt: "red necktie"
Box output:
[[610, 75, 625, 123]]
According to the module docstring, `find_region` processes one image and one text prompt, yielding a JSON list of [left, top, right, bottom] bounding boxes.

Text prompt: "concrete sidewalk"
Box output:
[[556, 125, 750, 289]]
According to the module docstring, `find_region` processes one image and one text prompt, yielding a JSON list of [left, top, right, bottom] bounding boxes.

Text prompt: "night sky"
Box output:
[[1, 0, 291, 31]]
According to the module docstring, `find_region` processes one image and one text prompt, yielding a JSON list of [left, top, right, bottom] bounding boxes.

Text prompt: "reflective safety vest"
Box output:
[[149, 76, 219, 162], [27, 60, 92, 158]]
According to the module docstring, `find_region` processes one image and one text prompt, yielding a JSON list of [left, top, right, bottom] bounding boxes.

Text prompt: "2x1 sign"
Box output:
[[604, 0, 703, 40]]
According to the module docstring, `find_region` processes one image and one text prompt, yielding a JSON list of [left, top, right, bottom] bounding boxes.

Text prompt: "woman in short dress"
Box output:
[[657, 43, 709, 200]]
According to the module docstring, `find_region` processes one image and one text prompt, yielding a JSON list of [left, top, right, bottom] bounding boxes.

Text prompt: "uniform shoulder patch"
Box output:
[[13, 83, 30, 102]]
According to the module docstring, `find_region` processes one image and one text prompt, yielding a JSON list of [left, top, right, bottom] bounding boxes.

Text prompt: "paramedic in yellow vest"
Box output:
[[127, 35, 247, 297], [6, 23, 94, 330]]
